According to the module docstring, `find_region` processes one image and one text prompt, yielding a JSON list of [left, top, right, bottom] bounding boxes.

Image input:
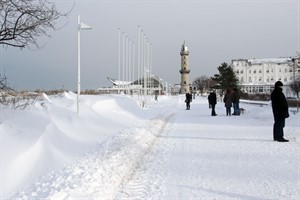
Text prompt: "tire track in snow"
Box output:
[[114, 113, 175, 200]]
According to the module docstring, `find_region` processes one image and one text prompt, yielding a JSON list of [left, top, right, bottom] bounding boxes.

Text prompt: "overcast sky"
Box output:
[[1, 0, 299, 91]]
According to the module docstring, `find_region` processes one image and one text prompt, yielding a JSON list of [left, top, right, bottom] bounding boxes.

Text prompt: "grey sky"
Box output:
[[1, 0, 299, 91]]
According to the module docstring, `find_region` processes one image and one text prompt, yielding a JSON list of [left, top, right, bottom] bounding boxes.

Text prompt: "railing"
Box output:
[[179, 69, 190, 74]]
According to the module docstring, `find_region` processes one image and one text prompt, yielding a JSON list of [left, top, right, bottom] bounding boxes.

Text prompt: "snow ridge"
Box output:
[[11, 113, 175, 200]]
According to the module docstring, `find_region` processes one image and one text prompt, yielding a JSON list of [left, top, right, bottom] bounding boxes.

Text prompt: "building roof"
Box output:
[[232, 57, 295, 66], [248, 57, 292, 64], [107, 77, 132, 86], [107, 74, 165, 87]]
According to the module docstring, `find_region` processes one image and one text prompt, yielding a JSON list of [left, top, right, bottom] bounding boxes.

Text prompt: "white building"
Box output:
[[231, 56, 300, 96], [97, 75, 171, 95]]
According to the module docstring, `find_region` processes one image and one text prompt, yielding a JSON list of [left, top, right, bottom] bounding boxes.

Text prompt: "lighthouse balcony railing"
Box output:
[[179, 69, 190, 73], [180, 52, 189, 56]]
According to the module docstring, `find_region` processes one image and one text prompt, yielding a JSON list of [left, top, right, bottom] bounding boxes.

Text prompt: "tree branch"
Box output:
[[0, 0, 71, 48]]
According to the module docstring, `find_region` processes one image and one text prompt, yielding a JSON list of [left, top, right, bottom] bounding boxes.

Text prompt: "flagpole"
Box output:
[[77, 15, 81, 115], [77, 15, 92, 114], [118, 28, 121, 81]]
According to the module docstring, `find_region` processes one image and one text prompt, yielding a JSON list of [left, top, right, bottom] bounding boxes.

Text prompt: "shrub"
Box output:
[[287, 99, 300, 107]]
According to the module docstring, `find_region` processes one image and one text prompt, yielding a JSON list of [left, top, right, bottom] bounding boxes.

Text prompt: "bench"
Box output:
[[290, 110, 298, 115]]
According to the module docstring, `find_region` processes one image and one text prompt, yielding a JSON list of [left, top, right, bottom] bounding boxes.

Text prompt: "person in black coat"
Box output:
[[208, 91, 217, 116], [271, 81, 289, 142], [232, 88, 240, 115], [223, 89, 232, 116], [185, 93, 192, 110]]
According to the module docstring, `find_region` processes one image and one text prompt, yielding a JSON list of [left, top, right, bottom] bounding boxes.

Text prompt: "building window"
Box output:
[[249, 70, 251, 73], [248, 77, 252, 82], [241, 70, 243, 74], [259, 70, 262, 73]]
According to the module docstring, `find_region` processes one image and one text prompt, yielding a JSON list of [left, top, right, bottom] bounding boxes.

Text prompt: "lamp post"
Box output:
[[77, 15, 92, 114]]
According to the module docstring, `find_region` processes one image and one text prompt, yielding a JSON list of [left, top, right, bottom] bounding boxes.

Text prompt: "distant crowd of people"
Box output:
[[206, 88, 240, 117], [185, 80, 290, 142], [185, 88, 240, 116]]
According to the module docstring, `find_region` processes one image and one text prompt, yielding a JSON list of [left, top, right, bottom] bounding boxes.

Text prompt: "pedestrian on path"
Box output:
[[232, 88, 240, 115], [208, 91, 217, 116], [271, 81, 289, 142], [223, 89, 232, 116], [185, 93, 192, 110]]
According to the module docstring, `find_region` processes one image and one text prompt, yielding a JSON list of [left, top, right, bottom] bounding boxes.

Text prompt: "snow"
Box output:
[[1, 92, 299, 200]]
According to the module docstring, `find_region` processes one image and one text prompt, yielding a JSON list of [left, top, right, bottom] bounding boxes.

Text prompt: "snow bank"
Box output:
[[1, 93, 148, 199]]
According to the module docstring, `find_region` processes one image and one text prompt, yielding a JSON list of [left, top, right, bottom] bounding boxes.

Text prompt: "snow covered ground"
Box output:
[[1, 92, 299, 200]]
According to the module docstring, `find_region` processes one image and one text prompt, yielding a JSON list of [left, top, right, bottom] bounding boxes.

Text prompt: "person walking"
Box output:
[[185, 93, 192, 110], [232, 88, 240, 115], [223, 89, 232, 116], [271, 81, 289, 142], [208, 91, 217, 116]]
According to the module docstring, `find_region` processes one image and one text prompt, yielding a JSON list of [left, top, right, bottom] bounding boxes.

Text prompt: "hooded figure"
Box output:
[[208, 91, 217, 116], [185, 93, 192, 110], [271, 81, 289, 142], [232, 88, 240, 115], [223, 89, 232, 116]]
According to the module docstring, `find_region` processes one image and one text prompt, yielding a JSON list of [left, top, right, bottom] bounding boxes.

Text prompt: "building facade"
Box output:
[[179, 41, 191, 94], [231, 57, 300, 96], [99, 75, 170, 95]]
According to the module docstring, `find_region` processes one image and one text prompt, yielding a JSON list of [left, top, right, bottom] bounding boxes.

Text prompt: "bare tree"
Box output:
[[0, 0, 69, 48], [192, 76, 211, 95], [290, 79, 300, 99], [0, 73, 9, 90]]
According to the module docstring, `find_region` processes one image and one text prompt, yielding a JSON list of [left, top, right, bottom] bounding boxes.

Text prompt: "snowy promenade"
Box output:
[[1, 93, 299, 199]]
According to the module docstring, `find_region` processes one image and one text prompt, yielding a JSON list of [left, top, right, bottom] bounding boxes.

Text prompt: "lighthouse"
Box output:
[[179, 41, 190, 94]]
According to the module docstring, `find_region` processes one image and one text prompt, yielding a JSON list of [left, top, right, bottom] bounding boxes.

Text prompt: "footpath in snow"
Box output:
[[1, 93, 299, 199]]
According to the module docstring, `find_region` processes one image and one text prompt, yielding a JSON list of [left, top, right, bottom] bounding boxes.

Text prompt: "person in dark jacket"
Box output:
[[232, 88, 240, 115], [208, 91, 217, 116], [185, 93, 192, 110], [271, 81, 289, 142], [223, 89, 232, 116]]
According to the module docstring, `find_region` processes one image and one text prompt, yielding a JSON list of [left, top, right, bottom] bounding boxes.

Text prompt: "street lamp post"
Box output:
[[77, 15, 92, 114]]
